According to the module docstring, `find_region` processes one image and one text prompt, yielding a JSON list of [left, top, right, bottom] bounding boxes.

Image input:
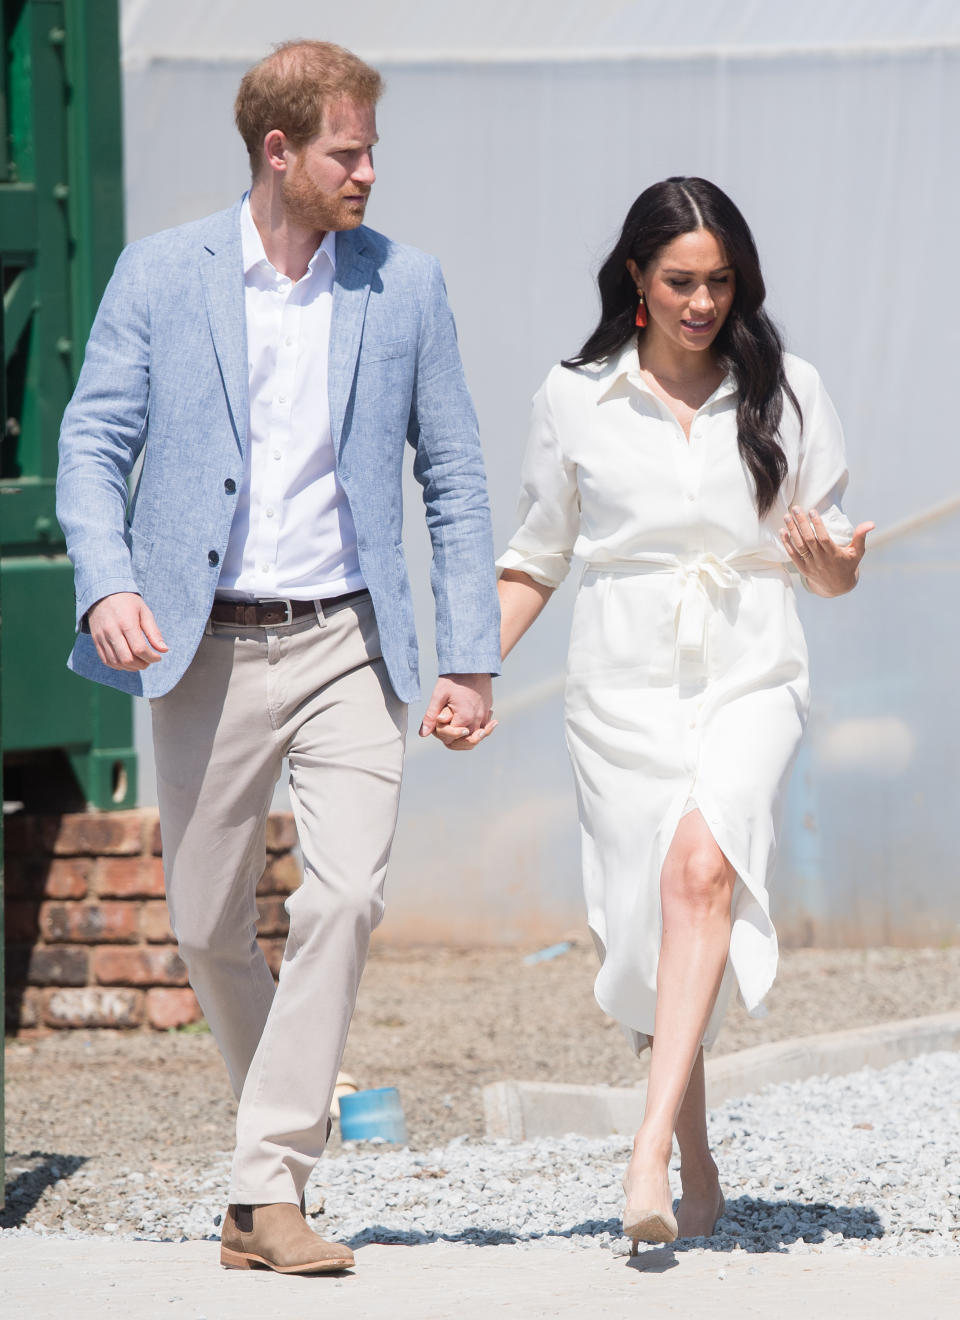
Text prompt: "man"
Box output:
[[57, 40, 500, 1274]]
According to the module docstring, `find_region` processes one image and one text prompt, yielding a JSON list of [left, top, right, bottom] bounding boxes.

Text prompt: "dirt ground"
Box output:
[[3, 942, 959, 1232]]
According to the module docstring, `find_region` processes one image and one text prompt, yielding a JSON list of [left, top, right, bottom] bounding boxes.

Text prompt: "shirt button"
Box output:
[[278, 394, 287, 404], [224, 478, 236, 494], [208, 550, 219, 566], [285, 337, 294, 347], [272, 450, 281, 460], [265, 507, 275, 518], [686, 491, 696, 502], [259, 563, 269, 574]]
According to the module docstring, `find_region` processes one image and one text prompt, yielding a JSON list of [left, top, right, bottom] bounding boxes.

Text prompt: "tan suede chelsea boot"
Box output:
[[220, 1202, 355, 1274]]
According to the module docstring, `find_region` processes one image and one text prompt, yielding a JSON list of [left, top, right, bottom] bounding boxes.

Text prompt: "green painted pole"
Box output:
[[1, 563, 5, 1216], [1, 249, 6, 1215]]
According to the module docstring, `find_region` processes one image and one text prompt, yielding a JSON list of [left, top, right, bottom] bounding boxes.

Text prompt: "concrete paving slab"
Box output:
[[484, 1011, 960, 1139], [0, 1237, 957, 1320]]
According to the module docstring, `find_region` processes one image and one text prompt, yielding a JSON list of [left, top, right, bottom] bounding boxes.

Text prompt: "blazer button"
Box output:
[[224, 478, 236, 494], [208, 550, 220, 566]]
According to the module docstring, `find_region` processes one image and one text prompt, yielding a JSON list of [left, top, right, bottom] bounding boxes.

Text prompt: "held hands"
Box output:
[[431, 703, 499, 750], [419, 673, 497, 751], [780, 506, 875, 597], [86, 592, 169, 671]]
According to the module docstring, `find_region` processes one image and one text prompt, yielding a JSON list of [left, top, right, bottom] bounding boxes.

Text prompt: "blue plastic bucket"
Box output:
[[338, 1086, 408, 1144]]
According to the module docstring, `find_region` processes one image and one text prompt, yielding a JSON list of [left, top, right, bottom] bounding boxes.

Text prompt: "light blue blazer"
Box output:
[[56, 201, 501, 702]]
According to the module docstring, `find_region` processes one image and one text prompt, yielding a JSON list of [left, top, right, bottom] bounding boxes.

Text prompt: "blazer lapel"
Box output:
[[198, 203, 249, 456], [329, 228, 375, 457]]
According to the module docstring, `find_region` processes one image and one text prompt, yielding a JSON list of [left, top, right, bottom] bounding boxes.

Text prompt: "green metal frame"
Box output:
[[2, 252, 7, 1210], [1, 0, 135, 811]]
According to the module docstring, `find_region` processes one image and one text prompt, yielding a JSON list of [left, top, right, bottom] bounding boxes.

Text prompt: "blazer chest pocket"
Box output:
[[359, 337, 408, 363]]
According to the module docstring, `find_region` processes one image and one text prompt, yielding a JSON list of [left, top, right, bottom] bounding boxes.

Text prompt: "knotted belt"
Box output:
[[585, 552, 782, 673], [674, 554, 743, 664]]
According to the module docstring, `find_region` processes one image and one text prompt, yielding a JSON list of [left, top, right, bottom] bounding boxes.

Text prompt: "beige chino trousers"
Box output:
[[150, 593, 406, 1204]]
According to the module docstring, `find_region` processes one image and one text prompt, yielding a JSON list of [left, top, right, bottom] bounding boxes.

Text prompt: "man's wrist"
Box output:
[[82, 590, 144, 632]]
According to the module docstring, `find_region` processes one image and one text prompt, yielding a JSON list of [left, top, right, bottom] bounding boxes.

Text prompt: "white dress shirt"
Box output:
[[217, 196, 365, 601]]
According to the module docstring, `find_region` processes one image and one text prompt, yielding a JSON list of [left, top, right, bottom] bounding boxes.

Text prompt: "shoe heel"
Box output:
[[622, 1209, 679, 1246], [220, 1247, 253, 1271]]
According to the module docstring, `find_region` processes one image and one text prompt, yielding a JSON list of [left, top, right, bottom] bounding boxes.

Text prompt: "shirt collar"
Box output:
[[595, 338, 737, 406], [240, 193, 337, 279]]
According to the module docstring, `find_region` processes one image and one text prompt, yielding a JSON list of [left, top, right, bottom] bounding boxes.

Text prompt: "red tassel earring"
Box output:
[[635, 292, 647, 328]]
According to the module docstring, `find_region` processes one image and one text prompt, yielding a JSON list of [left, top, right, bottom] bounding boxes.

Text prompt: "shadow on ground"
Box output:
[[342, 1197, 883, 1253], [1, 1152, 89, 1229]]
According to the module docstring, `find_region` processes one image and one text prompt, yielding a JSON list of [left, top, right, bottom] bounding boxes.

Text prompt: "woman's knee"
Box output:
[[662, 845, 733, 915]]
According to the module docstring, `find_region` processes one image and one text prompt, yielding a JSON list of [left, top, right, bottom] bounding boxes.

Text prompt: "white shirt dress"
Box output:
[[497, 343, 854, 1048]]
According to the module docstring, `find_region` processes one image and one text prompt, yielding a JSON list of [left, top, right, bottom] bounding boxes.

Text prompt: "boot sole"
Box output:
[[220, 1245, 354, 1274]]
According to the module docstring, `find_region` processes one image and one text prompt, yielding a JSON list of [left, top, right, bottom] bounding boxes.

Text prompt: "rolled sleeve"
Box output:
[[787, 367, 855, 589], [496, 375, 580, 589], [790, 367, 854, 545]]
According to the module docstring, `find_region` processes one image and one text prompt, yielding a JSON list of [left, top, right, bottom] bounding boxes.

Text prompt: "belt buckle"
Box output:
[[260, 598, 293, 625]]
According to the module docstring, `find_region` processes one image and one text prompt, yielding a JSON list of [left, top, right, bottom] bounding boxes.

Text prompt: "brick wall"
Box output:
[[3, 810, 300, 1032]]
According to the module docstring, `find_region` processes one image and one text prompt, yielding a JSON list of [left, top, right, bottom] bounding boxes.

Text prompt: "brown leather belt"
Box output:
[[210, 589, 368, 628]]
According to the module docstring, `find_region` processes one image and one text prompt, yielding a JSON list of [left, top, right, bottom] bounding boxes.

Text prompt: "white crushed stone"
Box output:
[[3, 1051, 958, 1257]]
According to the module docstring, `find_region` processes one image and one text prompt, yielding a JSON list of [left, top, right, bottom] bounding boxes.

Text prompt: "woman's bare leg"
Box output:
[[622, 809, 735, 1234]]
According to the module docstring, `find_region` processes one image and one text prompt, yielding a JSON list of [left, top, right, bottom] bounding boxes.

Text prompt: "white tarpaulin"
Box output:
[[118, 2, 960, 943]]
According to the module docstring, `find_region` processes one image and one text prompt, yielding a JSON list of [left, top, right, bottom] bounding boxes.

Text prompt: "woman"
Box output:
[[438, 177, 872, 1247]]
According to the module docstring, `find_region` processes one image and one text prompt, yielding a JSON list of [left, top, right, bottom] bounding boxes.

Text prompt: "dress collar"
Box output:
[[595, 339, 737, 406]]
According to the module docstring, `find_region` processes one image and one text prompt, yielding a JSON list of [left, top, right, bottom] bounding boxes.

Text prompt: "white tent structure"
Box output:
[[120, 1, 960, 944]]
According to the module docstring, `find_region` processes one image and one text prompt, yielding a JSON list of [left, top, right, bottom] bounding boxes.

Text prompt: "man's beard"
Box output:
[[282, 170, 368, 233]]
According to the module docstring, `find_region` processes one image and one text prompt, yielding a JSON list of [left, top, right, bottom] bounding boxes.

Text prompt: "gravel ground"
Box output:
[[3, 943, 959, 1250], [4, 1053, 958, 1259]]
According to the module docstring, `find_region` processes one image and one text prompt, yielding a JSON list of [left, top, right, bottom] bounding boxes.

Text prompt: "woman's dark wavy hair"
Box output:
[[563, 177, 799, 516]]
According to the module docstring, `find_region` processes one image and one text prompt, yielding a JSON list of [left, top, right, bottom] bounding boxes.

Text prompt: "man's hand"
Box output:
[[86, 592, 169, 672], [419, 673, 495, 747], [431, 703, 498, 750]]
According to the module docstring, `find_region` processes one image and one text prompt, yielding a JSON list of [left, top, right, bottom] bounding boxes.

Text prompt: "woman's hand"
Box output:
[[431, 703, 498, 751], [780, 506, 874, 597]]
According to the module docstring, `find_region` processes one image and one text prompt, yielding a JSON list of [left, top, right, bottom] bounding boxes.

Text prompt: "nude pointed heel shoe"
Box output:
[[622, 1205, 679, 1250], [621, 1167, 679, 1249]]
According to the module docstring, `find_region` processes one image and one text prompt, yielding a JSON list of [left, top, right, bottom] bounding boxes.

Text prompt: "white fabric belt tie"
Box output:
[[675, 555, 742, 663], [587, 552, 781, 671]]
